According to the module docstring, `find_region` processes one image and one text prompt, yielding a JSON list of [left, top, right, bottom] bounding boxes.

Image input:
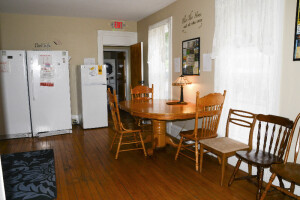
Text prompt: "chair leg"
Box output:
[[257, 167, 264, 200], [134, 133, 139, 147], [175, 136, 183, 160], [278, 175, 285, 188], [228, 158, 242, 186], [110, 132, 118, 150], [195, 141, 199, 171], [290, 182, 296, 193], [248, 164, 252, 176], [200, 145, 204, 173], [138, 131, 147, 157], [220, 154, 226, 186], [217, 156, 222, 165], [260, 173, 276, 200], [115, 133, 123, 159]]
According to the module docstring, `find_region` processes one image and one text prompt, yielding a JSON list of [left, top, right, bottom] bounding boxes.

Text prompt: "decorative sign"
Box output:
[[34, 39, 62, 49], [53, 39, 62, 45], [35, 43, 51, 48], [111, 21, 126, 30], [182, 10, 203, 33], [293, 0, 300, 60]]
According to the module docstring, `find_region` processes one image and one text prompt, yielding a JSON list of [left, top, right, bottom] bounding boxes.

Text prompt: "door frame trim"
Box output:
[[98, 30, 138, 99]]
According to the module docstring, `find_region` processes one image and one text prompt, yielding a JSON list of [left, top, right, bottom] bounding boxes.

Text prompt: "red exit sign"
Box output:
[[114, 21, 123, 29], [111, 21, 126, 30]]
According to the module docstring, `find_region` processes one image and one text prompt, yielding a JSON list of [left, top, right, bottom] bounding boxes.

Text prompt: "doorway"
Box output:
[[98, 30, 143, 101], [104, 49, 128, 101]]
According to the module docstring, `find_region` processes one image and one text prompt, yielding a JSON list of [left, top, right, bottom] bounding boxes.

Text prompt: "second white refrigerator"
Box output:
[[77, 65, 108, 129], [27, 51, 72, 137]]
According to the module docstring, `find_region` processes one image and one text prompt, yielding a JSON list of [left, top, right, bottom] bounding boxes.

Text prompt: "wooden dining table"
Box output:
[[118, 99, 196, 154]]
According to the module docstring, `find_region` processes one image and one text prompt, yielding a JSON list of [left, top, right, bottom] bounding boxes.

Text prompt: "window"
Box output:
[[148, 17, 172, 99], [212, 0, 284, 140]]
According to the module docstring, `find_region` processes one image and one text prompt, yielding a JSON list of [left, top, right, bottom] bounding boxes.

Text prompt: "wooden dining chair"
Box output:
[[107, 88, 147, 159], [175, 90, 226, 171], [130, 84, 154, 132], [228, 114, 294, 200], [131, 84, 154, 101], [260, 113, 300, 200], [199, 109, 257, 186]]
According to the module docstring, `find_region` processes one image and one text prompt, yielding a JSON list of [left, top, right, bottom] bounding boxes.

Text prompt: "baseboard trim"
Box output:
[[34, 129, 72, 137], [0, 132, 32, 140]]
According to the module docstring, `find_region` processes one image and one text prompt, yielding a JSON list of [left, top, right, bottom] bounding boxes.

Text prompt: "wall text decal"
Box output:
[[34, 43, 51, 48], [182, 10, 203, 33]]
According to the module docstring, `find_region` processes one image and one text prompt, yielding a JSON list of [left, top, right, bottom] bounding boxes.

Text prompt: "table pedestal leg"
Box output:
[[153, 120, 166, 148], [145, 120, 180, 156]]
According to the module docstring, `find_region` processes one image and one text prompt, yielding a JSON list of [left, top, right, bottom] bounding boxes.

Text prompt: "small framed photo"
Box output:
[[182, 37, 200, 75], [293, 0, 300, 60]]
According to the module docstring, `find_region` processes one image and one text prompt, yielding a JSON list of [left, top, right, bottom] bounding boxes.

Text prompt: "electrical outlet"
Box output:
[[72, 119, 79, 125]]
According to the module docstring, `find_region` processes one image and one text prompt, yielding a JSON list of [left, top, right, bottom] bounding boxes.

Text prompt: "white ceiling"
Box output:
[[0, 0, 176, 21]]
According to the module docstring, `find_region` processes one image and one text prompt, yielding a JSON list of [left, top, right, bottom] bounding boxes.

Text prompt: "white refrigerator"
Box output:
[[27, 51, 72, 137], [0, 50, 72, 138], [0, 50, 32, 139], [77, 65, 108, 129]]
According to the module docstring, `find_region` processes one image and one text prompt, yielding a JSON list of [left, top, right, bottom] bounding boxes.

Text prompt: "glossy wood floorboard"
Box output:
[[0, 122, 293, 199]]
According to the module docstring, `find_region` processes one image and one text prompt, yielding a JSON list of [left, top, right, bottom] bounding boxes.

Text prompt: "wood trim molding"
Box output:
[[97, 30, 137, 66]]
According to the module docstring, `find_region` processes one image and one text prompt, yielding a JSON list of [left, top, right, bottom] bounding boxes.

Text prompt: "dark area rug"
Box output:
[[1, 149, 57, 200]]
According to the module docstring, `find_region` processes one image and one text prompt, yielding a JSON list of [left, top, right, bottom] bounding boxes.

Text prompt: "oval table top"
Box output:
[[118, 99, 196, 121]]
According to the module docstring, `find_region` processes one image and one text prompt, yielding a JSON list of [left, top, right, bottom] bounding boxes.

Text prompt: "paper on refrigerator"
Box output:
[[0, 61, 10, 73], [39, 55, 55, 87]]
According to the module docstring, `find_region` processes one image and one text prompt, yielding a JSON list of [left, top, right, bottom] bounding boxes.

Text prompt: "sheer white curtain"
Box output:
[[148, 17, 172, 99], [213, 0, 284, 141]]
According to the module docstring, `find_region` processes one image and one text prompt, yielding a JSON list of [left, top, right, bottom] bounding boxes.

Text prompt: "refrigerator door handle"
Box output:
[[31, 69, 36, 101]]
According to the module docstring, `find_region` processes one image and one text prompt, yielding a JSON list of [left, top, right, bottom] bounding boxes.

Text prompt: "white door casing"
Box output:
[[98, 30, 138, 99]]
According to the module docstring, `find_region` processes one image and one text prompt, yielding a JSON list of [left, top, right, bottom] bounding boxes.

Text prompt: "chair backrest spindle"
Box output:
[[268, 125, 276, 154], [255, 114, 294, 158]]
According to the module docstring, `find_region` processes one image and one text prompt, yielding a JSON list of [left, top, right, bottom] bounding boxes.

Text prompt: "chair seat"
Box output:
[[180, 129, 217, 140], [236, 150, 283, 167], [123, 122, 140, 130], [200, 137, 249, 154], [270, 163, 300, 185]]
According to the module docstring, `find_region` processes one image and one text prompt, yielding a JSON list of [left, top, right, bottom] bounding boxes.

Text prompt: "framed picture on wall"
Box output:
[[293, 0, 300, 60], [182, 37, 200, 75]]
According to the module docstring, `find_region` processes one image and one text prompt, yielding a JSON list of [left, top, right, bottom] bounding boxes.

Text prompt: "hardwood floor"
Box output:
[[0, 114, 293, 199]]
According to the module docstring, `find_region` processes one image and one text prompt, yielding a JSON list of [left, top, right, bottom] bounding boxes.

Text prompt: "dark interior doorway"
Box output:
[[104, 51, 126, 102]]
